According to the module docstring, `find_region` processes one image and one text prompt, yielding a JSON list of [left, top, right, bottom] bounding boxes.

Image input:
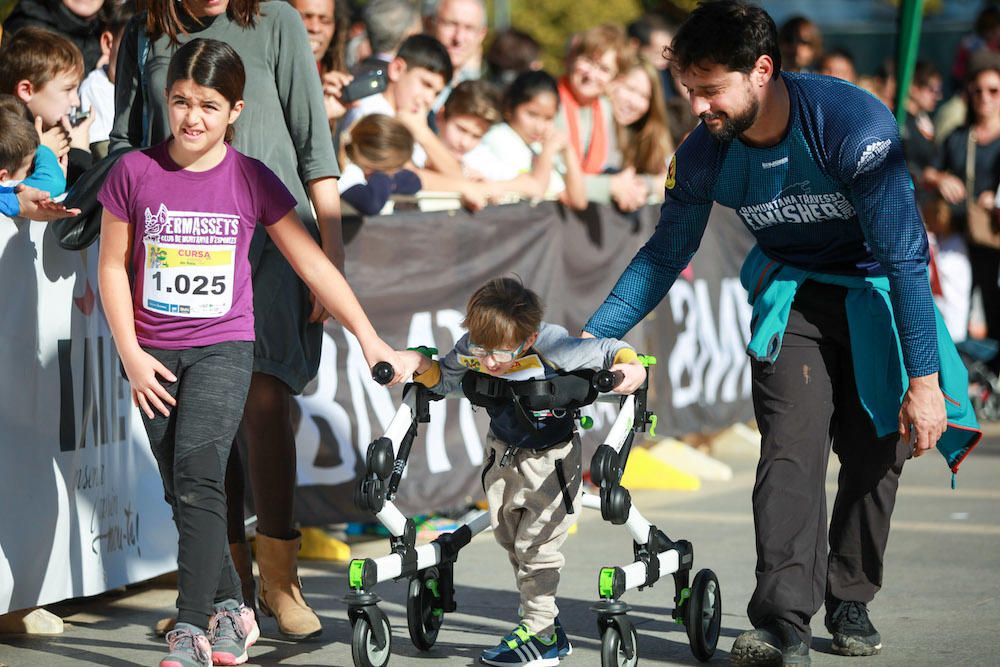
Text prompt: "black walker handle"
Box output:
[[593, 369, 625, 393], [372, 362, 394, 385]]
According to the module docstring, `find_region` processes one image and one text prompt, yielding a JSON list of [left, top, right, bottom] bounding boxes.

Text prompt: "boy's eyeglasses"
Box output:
[[468, 340, 527, 363]]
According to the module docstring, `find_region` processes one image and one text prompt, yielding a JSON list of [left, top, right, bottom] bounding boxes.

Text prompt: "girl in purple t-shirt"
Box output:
[[97, 39, 403, 667]]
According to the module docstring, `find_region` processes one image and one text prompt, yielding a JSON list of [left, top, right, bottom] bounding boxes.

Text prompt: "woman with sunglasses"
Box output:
[[923, 54, 1000, 347]]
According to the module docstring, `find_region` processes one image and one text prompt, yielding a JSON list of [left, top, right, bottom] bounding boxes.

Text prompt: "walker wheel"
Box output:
[[351, 614, 392, 667], [407, 567, 444, 650], [600, 625, 638, 667], [685, 568, 721, 661]]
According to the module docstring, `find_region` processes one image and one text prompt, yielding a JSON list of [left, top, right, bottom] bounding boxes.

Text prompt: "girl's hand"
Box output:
[[362, 338, 406, 386], [542, 126, 568, 153], [609, 361, 647, 395], [397, 350, 432, 379], [121, 348, 177, 418]]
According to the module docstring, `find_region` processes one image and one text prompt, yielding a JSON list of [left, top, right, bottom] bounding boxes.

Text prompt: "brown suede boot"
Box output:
[[154, 543, 256, 637], [255, 531, 322, 640], [230, 541, 257, 617]]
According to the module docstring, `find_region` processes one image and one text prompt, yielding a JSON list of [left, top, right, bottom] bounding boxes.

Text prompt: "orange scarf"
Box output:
[[558, 77, 608, 174]]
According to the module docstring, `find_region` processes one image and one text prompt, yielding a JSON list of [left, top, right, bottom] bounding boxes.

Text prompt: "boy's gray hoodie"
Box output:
[[417, 322, 636, 449]]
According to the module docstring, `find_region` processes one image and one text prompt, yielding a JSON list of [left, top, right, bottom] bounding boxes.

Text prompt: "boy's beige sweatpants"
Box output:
[[484, 431, 582, 637]]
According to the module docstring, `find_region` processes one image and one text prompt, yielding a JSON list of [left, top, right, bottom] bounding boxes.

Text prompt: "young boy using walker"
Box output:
[[396, 276, 646, 666]]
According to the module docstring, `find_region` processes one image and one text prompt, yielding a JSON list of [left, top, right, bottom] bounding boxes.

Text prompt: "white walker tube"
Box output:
[[375, 501, 408, 537], [465, 509, 492, 535], [580, 492, 653, 544], [371, 553, 403, 583], [602, 395, 636, 453], [581, 491, 602, 511], [623, 505, 653, 544], [620, 549, 681, 591], [382, 404, 414, 453]]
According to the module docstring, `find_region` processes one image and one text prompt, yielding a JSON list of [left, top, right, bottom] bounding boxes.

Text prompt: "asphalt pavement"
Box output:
[[1, 424, 998, 667]]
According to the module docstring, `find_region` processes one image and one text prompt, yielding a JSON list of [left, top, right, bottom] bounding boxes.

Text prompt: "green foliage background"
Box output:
[[495, 0, 645, 74]]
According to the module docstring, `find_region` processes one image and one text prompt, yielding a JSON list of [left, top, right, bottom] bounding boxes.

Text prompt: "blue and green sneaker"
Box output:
[[554, 616, 572, 657], [480, 623, 560, 667]]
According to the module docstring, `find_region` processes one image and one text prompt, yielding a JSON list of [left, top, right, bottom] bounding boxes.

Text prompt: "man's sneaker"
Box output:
[[208, 600, 259, 666], [554, 616, 572, 658], [825, 599, 881, 656], [480, 623, 560, 667], [730, 620, 810, 666], [160, 623, 212, 667]]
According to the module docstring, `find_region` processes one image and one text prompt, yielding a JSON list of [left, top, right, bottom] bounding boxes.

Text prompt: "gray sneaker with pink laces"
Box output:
[[209, 600, 259, 666], [160, 623, 212, 667]]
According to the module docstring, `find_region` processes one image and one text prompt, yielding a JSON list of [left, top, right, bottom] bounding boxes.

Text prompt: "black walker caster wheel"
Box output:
[[600, 624, 639, 667], [352, 614, 392, 667], [686, 568, 721, 661], [407, 567, 444, 650]]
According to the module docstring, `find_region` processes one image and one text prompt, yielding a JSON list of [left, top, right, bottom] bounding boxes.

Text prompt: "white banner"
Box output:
[[0, 219, 177, 615]]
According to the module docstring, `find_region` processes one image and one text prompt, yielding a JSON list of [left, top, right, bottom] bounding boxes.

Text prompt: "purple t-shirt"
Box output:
[[99, 142, 297, 349]]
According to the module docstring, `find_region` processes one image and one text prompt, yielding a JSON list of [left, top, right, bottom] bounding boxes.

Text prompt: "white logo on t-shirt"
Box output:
[[855, 139, 892, 177]]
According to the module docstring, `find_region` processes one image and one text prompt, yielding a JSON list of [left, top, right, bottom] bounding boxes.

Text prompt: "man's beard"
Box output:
[[700, 95, 760, 142]]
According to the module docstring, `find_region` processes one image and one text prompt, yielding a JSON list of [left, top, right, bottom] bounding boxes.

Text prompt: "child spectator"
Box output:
[[338, 114, 421, 215], [340, 34, 504, 210], [395, 276, 646, 666], [0, 27, 94, 186], [79, 1, 135, 159], [464, 70, 587, 209], [96, 38, 401, 667], [0, 94, 66, 198], [339, 34, 453, 172], [434, 79, 500, 169], [0, 106, 41, 197], [0, 101, 79, 222]]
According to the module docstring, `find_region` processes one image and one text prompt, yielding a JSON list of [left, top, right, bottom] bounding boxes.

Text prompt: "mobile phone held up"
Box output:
[[339, 69, 388, 104], [68, 107, 91, 126]]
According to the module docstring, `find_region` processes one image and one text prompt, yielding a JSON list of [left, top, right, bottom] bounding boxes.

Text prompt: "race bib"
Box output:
[[140, 204, 239, 318]]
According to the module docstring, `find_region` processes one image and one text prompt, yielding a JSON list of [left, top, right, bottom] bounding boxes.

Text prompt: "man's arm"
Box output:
[[584, 196, 711, 339], [837, 95, 945, 453]]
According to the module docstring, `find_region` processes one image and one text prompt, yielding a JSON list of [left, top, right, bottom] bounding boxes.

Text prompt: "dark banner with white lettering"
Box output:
[[289, 202, 755, 524]]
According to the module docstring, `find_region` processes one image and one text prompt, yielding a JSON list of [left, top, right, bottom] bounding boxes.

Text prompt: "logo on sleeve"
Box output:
[[664, 154, 676, 189], [854, 138, 892, 177]]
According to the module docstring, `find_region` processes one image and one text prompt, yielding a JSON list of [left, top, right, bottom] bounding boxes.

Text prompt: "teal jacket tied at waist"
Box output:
[[740, 245, 981, 475]]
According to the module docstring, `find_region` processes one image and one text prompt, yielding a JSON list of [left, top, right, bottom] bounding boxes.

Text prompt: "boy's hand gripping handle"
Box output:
[[593, 369, 625, 393]]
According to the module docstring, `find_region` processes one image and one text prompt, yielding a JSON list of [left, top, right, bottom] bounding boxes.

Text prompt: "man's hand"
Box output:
[[15, 185, 81, 221], [898, 373, 947, 457]]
